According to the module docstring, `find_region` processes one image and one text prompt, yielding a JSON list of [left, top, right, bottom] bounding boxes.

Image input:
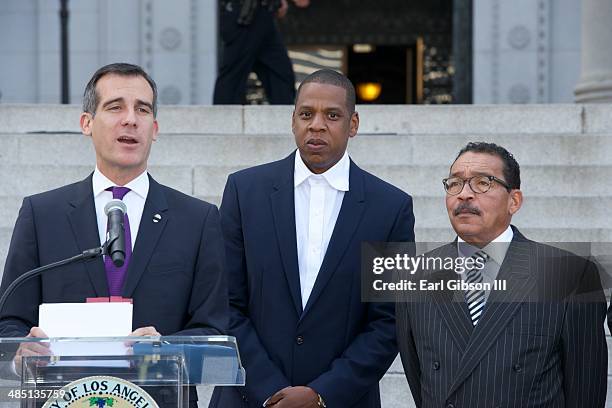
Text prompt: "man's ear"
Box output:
[[153, 120, 159, 141], [349, 111, 359, 138], [508, 189, 523, 215], [80, 112, 93, 136]]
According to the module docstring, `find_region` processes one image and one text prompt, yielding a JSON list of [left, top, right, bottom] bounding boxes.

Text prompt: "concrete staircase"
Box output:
[[1, 104, 612, 406]]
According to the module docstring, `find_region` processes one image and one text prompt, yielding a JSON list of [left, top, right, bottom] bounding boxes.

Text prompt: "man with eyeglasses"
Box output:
[[396, 142, 607, 407]]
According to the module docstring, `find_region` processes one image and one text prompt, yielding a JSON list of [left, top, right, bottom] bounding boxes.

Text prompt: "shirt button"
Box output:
[[432, 361, 440, 370], [296, 335, 304, 345]]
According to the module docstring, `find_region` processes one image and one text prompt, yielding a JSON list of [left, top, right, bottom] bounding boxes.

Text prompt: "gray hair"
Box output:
[[82, 63, 158, 117]]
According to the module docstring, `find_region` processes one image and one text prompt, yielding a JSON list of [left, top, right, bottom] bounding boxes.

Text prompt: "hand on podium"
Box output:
[[129, 326, 161, 337], [14, 327, 52, 374], [124, 326, 161, 347]]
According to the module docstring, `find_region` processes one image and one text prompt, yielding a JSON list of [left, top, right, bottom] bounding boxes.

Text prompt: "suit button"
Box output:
[[432, 361, 440, 370], [296, 335, 304, 345], [241, 394, 248, 402], [513, 364, 522, 373], [446, 404, 455, 408]]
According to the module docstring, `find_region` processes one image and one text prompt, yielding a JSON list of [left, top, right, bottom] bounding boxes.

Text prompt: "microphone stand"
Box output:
[[0, 244, 109, 316]]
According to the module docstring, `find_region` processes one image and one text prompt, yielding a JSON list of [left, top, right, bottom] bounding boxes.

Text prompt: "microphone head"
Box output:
[[104, 199, 127, 215]]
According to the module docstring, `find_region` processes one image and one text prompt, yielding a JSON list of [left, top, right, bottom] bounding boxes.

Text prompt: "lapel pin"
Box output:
[[153, 214, 162, 223]]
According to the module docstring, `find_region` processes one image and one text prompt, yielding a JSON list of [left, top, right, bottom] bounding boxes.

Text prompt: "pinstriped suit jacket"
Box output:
[[396, 227, 607, 408]]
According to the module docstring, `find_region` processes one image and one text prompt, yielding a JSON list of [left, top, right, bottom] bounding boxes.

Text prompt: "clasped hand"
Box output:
[[265, 386, 319, 408]]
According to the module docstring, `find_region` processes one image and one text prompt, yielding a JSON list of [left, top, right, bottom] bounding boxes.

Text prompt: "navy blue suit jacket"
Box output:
[[397, 227, 607, 407], [210, 152, 415, 408], [0, 174, 228, 337]]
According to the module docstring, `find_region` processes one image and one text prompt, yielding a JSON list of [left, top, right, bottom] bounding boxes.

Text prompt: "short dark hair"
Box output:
[[295, 69, 356, 113], [453, 142, 521, 189], [82, 63, 158, 117]]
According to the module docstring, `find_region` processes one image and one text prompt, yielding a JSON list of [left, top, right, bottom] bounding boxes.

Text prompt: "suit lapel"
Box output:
[[446, 230, 535, 398], [301, 161, 366, 318], [270, 154, 303, 316], [122, 175, 169, 297], [67, 175, 108, 296], [428, 243, 474, 352]]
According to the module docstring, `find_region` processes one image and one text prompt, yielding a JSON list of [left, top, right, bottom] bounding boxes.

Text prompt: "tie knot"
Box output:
[[107, 186, 131, 200]]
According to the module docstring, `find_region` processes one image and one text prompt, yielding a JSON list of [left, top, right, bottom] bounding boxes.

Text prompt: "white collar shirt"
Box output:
[[294, 150, 350, 309], [92, 167, 149, 252]]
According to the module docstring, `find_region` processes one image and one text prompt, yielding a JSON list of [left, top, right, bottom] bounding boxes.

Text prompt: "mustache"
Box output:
[[453, 203, 481, 216]]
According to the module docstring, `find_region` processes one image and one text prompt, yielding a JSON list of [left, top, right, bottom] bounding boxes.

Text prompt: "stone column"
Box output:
[[452, 0, 473, 104], [574, 0, 612, 102]]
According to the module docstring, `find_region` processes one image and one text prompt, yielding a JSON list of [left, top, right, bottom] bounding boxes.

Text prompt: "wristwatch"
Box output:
[[317, 393, 327, 408]]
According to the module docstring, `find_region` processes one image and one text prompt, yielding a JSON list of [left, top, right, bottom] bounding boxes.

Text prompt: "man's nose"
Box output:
[[309, 112, 325, 131], [456, 180, 475, 200], [121, 108, 137, 126]]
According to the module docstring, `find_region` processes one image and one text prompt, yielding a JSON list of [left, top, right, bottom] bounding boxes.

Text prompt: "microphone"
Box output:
[[0, 201, 130, 316], [104, 199, 127, 267]]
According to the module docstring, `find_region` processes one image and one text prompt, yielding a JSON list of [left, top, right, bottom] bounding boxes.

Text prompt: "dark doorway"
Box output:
[[277, 0, 470, 104], [347, 44, 418, 104]]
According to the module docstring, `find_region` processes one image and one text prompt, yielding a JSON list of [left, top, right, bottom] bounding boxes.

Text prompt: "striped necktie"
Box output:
[[465, 250, 489, 326]]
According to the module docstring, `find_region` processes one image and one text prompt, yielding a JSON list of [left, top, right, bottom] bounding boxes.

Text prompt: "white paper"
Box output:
[[39, 302, 133, 366]]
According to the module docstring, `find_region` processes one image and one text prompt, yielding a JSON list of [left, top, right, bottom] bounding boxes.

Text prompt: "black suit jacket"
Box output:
[[396, 227, 607, 407], [209, 152, 415, 408], [0, 173, 228, 337]]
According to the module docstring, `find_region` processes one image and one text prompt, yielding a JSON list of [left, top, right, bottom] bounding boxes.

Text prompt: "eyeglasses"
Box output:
[[442, 175, 511, 195]]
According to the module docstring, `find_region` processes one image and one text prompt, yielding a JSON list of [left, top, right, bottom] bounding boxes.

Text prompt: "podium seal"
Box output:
[[42, 375, 159, 407]]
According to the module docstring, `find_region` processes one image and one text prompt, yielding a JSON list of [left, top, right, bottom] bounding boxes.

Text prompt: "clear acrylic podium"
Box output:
[[0, 335, 245, 407]]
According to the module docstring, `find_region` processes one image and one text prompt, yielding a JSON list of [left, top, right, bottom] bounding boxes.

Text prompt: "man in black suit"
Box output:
[[396, 142, 607, 407], [210, 69, 415, 407], [213, 0, 309, 104], [0, 63, 228, 407]]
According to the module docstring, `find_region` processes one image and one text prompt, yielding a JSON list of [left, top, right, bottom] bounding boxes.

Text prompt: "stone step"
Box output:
[[3, 132, 612, 167], [411, 196, 612, 229], [414, 227, 612, 243], [192, 163, 612, 198], [356, 165, 612, 197], [0, 165, 194, 200], [192, 196, 612, 232], [1, 164, 611, 231], [1, 164, 611, 200], [3, 104, 612, 135]]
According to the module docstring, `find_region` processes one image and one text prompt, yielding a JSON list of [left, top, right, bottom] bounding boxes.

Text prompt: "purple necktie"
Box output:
[[104, 186, 132, 296]]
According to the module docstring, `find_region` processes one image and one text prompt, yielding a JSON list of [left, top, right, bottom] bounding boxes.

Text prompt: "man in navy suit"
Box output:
[[209, 69, 415, 407], [0, 63, 227, 407], [396, 142, 607, 407]]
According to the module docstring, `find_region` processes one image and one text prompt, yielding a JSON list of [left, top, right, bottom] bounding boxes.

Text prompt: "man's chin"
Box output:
[[452, 222, 483, 239], [302, 156, 333, 174]]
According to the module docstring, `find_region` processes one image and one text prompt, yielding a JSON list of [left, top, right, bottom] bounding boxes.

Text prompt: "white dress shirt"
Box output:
[[294, 151, 350, 309], [92, 168, 149, 252]]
